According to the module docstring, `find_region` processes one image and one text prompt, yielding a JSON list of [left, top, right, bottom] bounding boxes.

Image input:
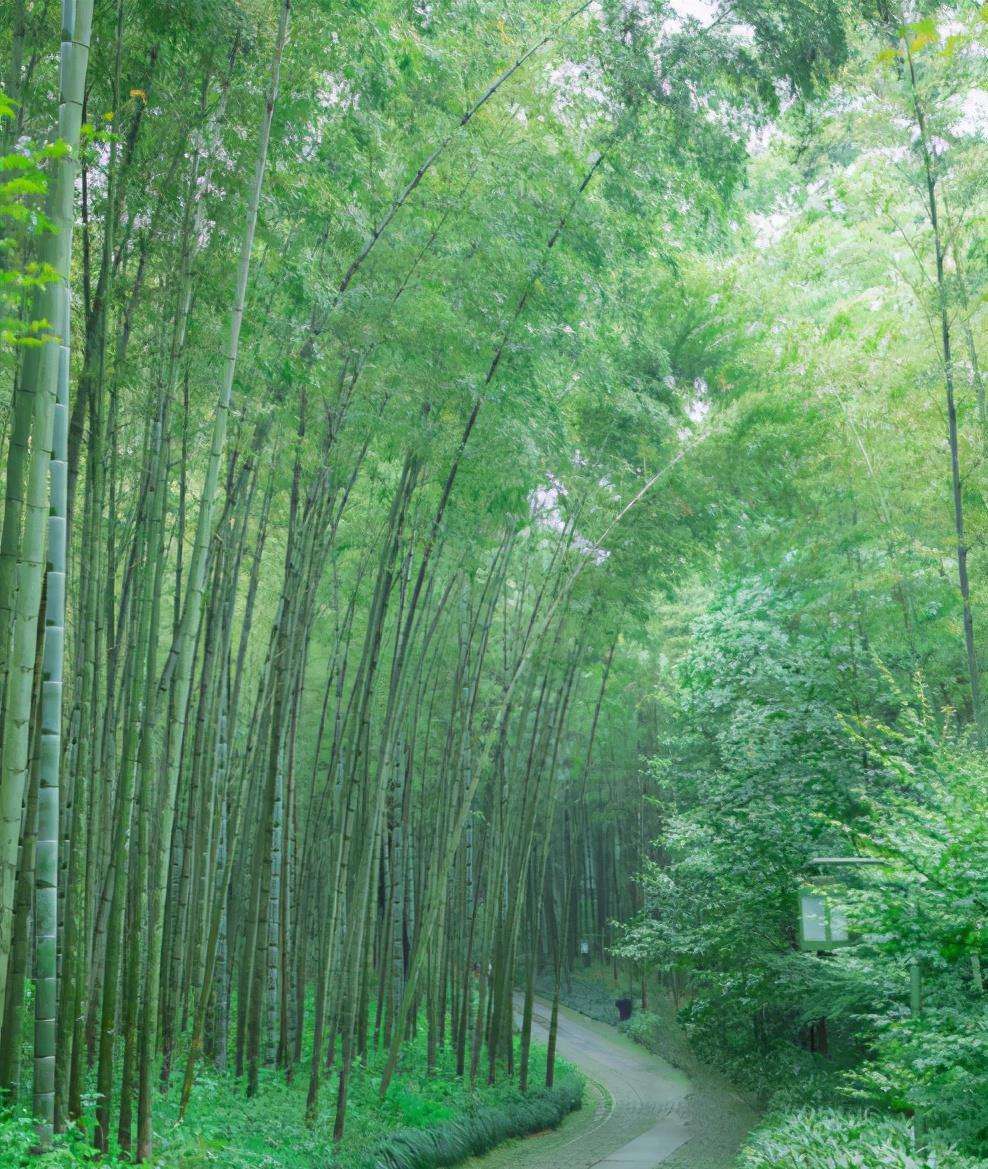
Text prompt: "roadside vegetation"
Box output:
[[606, 11, 988, 1165], [0, 1028, 581, 1169]]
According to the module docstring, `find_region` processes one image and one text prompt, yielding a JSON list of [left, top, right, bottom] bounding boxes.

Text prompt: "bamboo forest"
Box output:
[[0, 2, 985, 1168]]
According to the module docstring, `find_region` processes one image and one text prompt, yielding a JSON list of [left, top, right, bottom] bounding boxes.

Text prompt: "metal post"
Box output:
[[911, 958, 923, 1146]]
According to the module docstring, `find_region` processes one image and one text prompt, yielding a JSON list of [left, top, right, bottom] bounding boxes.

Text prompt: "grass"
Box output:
[[370, 1074, 583, 1169], [546, 966, 984, 1169], [539, 964, 761, 1169], [738, 1107, 985, 1169], [534, 964, 637, 1028], [535, 964, 700, 1075], [0, 1024, 583, 1169]]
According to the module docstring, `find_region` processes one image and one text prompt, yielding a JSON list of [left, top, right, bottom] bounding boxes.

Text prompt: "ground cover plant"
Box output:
[[0, 1028, 581, 1169]]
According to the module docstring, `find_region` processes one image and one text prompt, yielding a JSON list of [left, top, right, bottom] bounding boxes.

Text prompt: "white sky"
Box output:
[[668, 0, 719, 24]]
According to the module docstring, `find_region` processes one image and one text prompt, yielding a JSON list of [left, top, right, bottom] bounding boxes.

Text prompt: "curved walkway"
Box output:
[[466, 1000, 694, 1169]]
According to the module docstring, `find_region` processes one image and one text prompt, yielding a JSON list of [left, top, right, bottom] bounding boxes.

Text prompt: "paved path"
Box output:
[[465, 1000, 694, 1169]]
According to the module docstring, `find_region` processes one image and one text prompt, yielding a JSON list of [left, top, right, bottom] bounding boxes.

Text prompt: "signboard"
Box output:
[[798, 887, 851, 951]]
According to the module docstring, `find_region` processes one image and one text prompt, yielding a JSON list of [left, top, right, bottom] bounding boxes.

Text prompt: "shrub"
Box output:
[[738, 1107, 982, 1169], [370, 1073, 583, 1169], [0, 1107, 130, 1168]]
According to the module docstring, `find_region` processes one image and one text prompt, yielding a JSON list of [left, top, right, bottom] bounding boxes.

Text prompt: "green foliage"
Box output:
[[621, 1007, 709, 1083], [738, 1107, 983, 1169], [0, 91, 59, 348], [1, 0, 984, 1165], [535, 967, 631, 1026], [0, 1108, 128, 1168], [154, 1034, 581, 1169], [606, 14, 988, 1164], [369, 1075, 582, 1169], [0, 1034, 581, 1169], [536, 967, 703, 1078], [615, 584, 988, 1136], [827, 704, 988, 1152], [612, 581, 874, 1090]]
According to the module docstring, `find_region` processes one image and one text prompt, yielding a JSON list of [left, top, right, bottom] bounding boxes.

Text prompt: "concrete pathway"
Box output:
[[465, 999, 694, 1169]]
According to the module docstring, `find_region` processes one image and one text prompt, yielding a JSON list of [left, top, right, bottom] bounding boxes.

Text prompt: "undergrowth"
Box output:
[[738, 1107, 985, 1169], [0, 1025, 582, 1169], [535, 965, 701, 1077], [369, 1074, 583, 1169]]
